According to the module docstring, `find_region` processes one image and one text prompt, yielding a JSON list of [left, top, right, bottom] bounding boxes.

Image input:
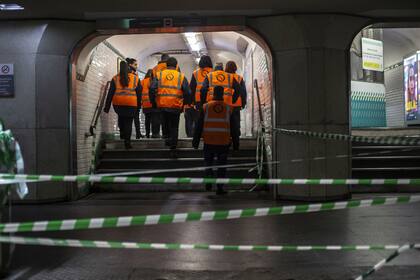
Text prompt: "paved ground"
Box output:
[[4, 191, 420, 279]]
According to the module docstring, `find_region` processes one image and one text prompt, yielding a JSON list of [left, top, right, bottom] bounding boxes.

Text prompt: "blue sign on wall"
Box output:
[[0, 64, 14, 97]]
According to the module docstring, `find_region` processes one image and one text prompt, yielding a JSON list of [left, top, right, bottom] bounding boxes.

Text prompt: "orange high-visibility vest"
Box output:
[[230, 73, 243, 107], [206, 70, 233, 103], [193, 67, 213, 103], [156, 69, 185, 110], [141, 77, 152, 109], [153, 62, 180, 78], [203, 100, 231, 145], [112, 73, 139, 107]]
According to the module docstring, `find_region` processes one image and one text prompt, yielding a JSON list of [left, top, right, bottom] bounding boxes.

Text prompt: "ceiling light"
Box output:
[[0, 3, 24, 10]]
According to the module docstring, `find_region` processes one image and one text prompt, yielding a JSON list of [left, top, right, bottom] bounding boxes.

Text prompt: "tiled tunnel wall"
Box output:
[[75, 41, 121, 177]]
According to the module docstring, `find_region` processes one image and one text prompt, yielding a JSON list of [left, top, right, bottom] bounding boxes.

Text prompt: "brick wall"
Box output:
[[75, 42, 121, 177]]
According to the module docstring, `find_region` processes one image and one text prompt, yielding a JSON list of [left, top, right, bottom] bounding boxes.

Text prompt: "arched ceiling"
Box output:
[[382, 28, 420, 67], [104, 31, 255, 75]]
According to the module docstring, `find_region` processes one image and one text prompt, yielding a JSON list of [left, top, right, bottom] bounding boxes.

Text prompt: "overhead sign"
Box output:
[[362, 38, 384, 72], [0, 63, 14, 97]]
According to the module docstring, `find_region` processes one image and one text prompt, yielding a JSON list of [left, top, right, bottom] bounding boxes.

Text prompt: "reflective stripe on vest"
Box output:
[[193, 67, 212, 103], [112, 73, 138, 107], [203, 101, 231, 145], [156, 70, 184, 109], [141, 77, 152, 109]]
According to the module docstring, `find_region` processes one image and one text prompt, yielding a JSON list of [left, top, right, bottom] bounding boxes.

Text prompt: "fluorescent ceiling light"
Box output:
[[0, 3, 24, 10]]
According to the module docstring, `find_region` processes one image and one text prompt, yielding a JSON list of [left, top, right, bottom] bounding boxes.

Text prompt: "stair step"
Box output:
[[95, 168, 257, 178], [97, 157, 256, 169], [352, 167, 420, 179], [352, 156, 420, 168], [104, 138, 258, 149], [100, 148, 256, 159]]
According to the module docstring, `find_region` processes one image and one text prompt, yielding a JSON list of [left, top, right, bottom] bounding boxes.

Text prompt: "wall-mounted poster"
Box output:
[[362, 38, 384, 72], [403, 53, 419, 125]]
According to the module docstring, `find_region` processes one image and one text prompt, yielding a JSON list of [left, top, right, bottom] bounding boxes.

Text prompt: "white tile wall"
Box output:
[[75, 42, 120, 177]]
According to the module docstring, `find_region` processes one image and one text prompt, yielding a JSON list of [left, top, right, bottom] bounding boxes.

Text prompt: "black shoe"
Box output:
[[151, 134, 160, 139], [169, 149, 177, 158], [124, 140, 132, 150], [205, 184, 213, 191], [136, 133, 144, 139], [216, 185, 227, 195], [146, 134, 150, 138]]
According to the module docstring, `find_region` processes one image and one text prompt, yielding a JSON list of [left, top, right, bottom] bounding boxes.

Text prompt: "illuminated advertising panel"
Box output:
[[403, 53, 419, 125]]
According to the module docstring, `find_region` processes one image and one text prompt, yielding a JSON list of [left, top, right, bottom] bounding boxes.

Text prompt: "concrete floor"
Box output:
[[5, 191, 420, 279]]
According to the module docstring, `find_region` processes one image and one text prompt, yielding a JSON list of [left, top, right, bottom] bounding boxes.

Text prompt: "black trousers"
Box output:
[[184, 107, 199, 137], [161, 111, 180, 149], [117, 115, 134, 141], [144, 111, 161, 137], [134, 109, 141, 136], [204, 145, 228, 184], [161, 112, 169, 138], [231, 107, 241, 142]]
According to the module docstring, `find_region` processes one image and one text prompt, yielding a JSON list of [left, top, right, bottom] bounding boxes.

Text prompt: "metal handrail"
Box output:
[[85, 81, 111, 138]]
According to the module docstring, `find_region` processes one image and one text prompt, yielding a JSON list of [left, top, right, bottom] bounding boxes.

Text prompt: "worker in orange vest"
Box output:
[[125, 58, 144, 139], [152, 54, 180, 139], [104, 60, 142, 149], [193, 86, 239, 194], [149, 57, 191, 156], [141, 69, 161, 138], [186, 55, 213, 137], [225, 60, 247, 144], [200, 63, 242, 109]]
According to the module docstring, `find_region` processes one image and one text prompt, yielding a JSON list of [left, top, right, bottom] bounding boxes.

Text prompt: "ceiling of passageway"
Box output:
[[1, 0, 420, 19], [107, 32, 254, 60], [105, 32, 253, 75]]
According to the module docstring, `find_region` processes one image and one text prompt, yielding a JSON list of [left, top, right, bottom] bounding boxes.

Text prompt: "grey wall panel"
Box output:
[[35, 54, 70, 129], [385, 66, 404, 127]]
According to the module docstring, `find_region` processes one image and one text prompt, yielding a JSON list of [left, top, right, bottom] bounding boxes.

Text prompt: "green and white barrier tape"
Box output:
[[275, 128, 420, 146], [1, 235, 419, 252], [1, 173, 420, 186], [1, 195, 419, 233], [354, 244, 414, 280]]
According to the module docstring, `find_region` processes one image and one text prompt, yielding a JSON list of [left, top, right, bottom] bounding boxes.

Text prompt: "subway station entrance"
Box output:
[[70, 26, 274, 195]]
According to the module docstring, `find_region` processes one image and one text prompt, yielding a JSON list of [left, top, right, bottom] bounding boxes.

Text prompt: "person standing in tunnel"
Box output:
[[149, 57, 191, 157], [141, 69, 161, 138], [225, 60, 247, 143], [193, 86, 239, 195], [126, 58, 144, 139], [104, 60, 142, 149], [186, 55, 214, 137]]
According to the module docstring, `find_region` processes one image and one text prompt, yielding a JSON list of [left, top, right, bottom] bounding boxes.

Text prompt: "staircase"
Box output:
[[93, 138, 260, 192], [351, 141, 420, 192]]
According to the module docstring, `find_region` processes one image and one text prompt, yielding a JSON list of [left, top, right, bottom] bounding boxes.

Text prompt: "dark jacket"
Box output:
[[149, 68, 192, 114], [192, 99, 239, 151], [104, 76, 142, 117], [200, 76, 243, 107], [189, 74, 198, 104]]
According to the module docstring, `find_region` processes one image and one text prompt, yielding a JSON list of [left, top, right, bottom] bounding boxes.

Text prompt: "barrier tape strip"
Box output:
[[1, 174, 420, 186], [275, 128, 420, 146], [354, 244, 413, 280], [1, 235, 419, 252], [1, 195, 419, 233], [97, 143, 420, 177]]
